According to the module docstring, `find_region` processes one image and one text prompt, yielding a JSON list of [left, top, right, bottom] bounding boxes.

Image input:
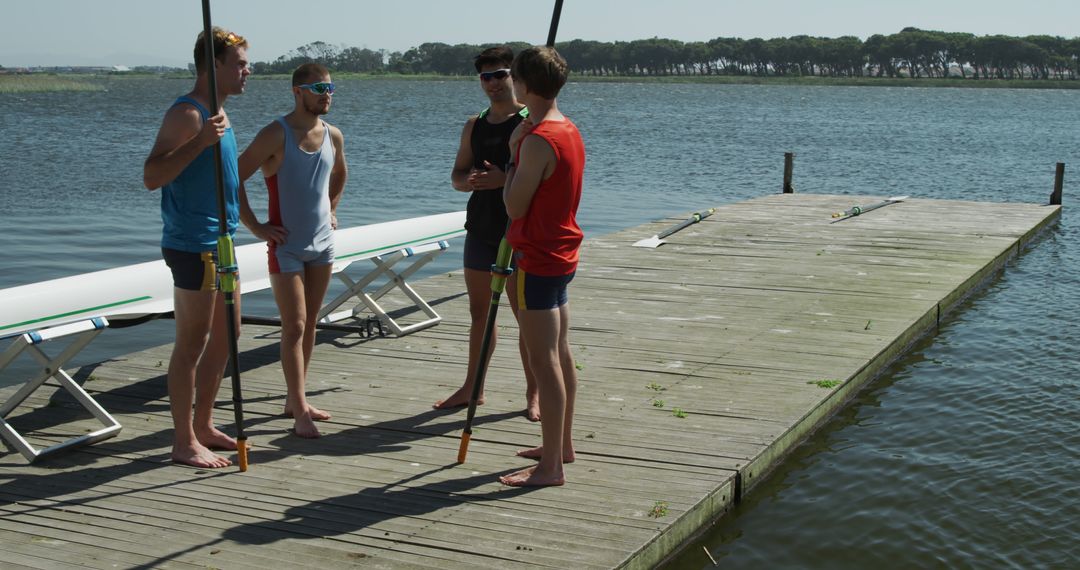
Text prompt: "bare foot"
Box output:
[[171, 442, 232, 468], [499, 465, 565, 487], [195, 426, 238, 451], [515, 445, 576, 463], [284, 405, 331, 421], [292, 412, 321, 439], [433, 386, 484, 410], [525, 389, 540, 422]]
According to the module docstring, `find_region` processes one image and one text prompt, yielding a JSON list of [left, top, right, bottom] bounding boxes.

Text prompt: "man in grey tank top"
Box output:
[[238, 63, 348, 438]]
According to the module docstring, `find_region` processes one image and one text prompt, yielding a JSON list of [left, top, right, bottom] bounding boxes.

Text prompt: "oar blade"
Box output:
[[632, 235, 663, 248]]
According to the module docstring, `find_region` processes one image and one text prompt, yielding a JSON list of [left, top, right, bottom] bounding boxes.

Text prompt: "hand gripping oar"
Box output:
[[829, 196, 908, 224], [201, 0, 248, 471], [457, 0, 565, 464], [632, 208, 716, 248]]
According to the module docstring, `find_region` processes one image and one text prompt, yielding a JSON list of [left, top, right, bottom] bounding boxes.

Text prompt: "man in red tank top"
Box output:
[[500, 46, 585, 487]]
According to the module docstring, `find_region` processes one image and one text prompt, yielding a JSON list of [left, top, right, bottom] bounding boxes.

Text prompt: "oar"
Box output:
[[829, 195, 908, 223], [632, 208, 715, 248], [457, 0, 565, 464], [201, 0, 248, 472]]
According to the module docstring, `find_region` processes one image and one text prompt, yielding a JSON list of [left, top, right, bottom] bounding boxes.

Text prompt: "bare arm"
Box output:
[[451, 117, 477, 192], [236, 122, 287, 244], [328, 125, 348, 229], [504, 134, 555, 220], [143, 105, 225, 190]]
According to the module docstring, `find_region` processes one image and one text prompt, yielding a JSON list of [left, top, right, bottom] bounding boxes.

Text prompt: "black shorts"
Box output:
[[514, 270, 574, 310], [162, 247, 218, 291], [463, 233, 516, 272]]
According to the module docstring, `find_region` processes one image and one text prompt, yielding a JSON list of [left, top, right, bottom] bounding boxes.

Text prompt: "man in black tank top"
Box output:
[[434, 46, 540, 422]]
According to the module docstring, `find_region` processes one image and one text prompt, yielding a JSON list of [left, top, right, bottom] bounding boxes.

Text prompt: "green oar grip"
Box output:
[[489, 239, 515, 295], [216, 235, 238, 297]]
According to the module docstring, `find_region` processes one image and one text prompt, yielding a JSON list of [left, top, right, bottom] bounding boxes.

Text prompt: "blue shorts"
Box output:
[[463, 233, 516, 272], [270, 245, 334, 275], [162, 247, 220, 291], [515, 270, 574, 310]]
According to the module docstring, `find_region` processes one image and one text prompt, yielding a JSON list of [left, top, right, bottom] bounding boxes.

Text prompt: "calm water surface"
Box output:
[[1, 78, 1077, 567]]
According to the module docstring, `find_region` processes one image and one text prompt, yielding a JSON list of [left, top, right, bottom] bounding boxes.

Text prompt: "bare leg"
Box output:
[[293, 262, 333, 422], [499, 304, 571, 487], [506, 271, 540, 421], [169, 288, 232, 468], [513, 303, 577, 462], [272, 271, 321, 438], [434, 267, 495, 409], [192, 286, 241, 452]]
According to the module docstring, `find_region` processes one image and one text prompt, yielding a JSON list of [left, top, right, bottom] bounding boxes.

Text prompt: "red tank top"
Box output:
[[507, 118, 585, 276]]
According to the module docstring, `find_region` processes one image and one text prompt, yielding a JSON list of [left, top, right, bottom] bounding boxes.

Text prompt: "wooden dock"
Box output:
[[0, 194, 1059, 569]]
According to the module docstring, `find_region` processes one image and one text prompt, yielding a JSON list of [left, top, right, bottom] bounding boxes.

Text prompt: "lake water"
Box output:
[[1, 78, 1078, 568]]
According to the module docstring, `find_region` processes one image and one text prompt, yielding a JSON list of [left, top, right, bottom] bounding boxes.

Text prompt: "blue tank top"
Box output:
[[160, 96, 240, 252], [266, 116, 334, 255]]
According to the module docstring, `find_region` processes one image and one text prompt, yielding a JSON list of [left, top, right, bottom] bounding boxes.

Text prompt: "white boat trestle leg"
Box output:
[[0, 317, 122, 462], [319, 241, 450, 336]]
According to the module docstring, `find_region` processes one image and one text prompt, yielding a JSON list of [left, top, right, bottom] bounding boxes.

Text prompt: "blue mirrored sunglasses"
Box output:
[[298, 82, 335, 95], [479, 68, 511, 81]]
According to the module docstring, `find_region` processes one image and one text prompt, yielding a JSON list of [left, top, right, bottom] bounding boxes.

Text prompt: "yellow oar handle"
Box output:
[[237, 437, 249, 472], [457, 432, 472, 464]]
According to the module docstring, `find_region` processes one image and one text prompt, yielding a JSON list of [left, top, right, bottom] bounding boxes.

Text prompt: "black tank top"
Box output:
[[465, 106, 528, 244]]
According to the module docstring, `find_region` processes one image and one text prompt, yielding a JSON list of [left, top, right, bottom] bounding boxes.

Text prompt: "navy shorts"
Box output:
[[515, 270, 575, 310], [463, 233, 516, 272], [162, 247, 219, 291]]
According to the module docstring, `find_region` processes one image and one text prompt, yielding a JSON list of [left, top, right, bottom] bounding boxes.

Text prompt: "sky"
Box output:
[[3, 0, 1079, 67]]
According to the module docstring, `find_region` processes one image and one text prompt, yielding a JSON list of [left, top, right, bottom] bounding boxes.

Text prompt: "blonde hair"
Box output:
[[193, 27, 248, 73]]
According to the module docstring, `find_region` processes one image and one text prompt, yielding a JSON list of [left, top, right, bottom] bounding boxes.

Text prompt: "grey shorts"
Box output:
[[270, 244, 335, 274]]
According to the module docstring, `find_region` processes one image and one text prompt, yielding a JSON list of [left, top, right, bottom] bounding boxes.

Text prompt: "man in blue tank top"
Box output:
[[143, 27, 250, 469], [237, 63, 347, 439], [434, 46, 540, 421]]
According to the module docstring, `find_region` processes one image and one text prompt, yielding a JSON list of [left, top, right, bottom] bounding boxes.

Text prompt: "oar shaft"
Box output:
[[201, 0, 247, 471], [546, 0, 564, 47], [459, 0, 565, 464], [657, 208, 715, 240], [457, 235, 513, 463]]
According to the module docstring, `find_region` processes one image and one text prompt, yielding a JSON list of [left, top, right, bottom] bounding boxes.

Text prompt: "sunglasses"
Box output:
[[479, 68, 511, 81], [298, 82, 336, 95], [221, 31, 245, 47]]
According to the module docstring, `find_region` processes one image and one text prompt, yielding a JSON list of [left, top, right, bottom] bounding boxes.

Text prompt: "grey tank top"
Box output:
[[270, 117, 335, 254]]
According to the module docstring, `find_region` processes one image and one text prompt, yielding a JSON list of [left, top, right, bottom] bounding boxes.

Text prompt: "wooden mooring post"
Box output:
[[1051, 162, 1064, 205], [783, 152, 795, 193]]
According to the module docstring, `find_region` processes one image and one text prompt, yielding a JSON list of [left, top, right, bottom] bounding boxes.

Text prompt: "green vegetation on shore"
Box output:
[[0, 74, 105, 93], [252, 28, 1080, 85], [5, 71, 1077, 91]]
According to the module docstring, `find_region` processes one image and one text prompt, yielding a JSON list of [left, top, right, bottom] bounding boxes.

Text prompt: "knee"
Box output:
[[280, 318, 306, 340], [173, 333, 210, 361]]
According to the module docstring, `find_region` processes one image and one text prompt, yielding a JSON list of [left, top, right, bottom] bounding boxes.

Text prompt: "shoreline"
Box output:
[[5, 72, 1079, 91]]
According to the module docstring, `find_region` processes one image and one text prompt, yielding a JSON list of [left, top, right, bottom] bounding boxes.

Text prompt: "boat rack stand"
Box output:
[[0, 317, 122, 462], [319, 240, 451, 337]]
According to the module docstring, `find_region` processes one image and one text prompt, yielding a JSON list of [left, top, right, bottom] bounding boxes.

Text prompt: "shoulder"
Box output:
[[324, 122, 344, 138], [163, 101, 204, 128], [254, 120, 286, 144], [326, 123, 345, 148], [520, 131, 555, 159]]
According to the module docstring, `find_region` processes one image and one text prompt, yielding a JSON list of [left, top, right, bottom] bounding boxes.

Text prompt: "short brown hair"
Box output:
[[474, 46, 514, 73], [292, 62, 331, 86], [193, 27, 248, 74], [511, 46, 568, 100]]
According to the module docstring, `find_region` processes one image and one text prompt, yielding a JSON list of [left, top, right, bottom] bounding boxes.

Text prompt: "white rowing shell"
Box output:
[[0, 211, 466, 337]]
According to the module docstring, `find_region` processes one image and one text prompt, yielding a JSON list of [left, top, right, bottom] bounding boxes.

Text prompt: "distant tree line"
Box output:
[[253, 28, 1080, 80]]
